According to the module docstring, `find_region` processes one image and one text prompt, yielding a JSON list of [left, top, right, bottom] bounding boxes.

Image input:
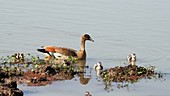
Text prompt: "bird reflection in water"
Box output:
[[76, 60, 91, 85], [45, 58, 92, 85]]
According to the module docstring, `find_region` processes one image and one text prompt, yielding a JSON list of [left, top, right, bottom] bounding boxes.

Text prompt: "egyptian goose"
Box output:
[[127, 53, 136, 65], [94, 62, 103, 70], [37, 34, 94, 60]]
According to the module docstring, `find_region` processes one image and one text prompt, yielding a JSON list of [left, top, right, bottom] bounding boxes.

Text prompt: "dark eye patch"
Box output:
[[84, 34, 90, 39]]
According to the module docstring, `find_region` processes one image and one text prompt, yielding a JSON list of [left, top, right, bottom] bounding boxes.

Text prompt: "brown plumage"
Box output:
[[37, 34, 94, 60]]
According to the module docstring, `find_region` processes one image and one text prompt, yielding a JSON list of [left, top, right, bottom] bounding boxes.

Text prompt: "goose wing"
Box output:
[[43, 46, 77, 57]]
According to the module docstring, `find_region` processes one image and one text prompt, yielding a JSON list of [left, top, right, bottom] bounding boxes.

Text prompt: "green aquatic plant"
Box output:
[[0, 53, 87, 86], [0, 53, 41, 72], [67, 56, 77, 64], [0, 56, 9, 64], [100, 65, 156, 83], [0, 53, 24, 65], [100, 64, 164, 91]]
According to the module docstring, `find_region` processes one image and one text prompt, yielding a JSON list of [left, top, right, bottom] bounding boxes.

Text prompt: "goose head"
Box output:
[[82, 34, 94, 42]]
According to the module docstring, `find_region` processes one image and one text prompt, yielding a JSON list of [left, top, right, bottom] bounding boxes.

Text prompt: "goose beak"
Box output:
[[89, 38, 94, 42]]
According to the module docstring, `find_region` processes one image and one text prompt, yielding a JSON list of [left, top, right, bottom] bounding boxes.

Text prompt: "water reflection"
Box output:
[[76, 60, 86, 72], [53, 59, 92, 85], [0, 54, 92, 86], [76, 60, 91, 85], [78, 73, 91, 85], [94, 69, 102, 77]]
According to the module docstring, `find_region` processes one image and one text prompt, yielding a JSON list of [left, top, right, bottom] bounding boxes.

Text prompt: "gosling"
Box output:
[[127, 53, 136, 65], [94, 62, 103, 70], [85, 91, 92, 96]]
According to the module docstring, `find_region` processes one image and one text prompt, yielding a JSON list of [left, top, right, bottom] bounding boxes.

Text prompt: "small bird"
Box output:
[[12, 53, 25, 63], [85, 91, 92, 96], [127, 53, 136, 65], [37, 34, 94, 61], [94, 62, 103, 70]]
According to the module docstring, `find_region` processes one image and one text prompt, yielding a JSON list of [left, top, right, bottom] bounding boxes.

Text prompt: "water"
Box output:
[[0, 0, 170, 96]]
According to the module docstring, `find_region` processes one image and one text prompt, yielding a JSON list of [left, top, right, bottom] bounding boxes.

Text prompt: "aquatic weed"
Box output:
[[100, 65, 164, 91]]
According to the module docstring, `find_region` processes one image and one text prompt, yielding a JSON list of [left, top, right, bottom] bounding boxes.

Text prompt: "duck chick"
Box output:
[[85, 91, 92, 96], [127, 53, 136, 65], [12, 53, 25, 63], [94, 62, 103, 70]]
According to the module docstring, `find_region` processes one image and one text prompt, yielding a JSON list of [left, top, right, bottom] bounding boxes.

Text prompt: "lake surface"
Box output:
[[0, 0, 170, 96]]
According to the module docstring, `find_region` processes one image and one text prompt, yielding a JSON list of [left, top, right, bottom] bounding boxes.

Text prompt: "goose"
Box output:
[[37, 34, 94, 60], [127, 53, 136, 65]]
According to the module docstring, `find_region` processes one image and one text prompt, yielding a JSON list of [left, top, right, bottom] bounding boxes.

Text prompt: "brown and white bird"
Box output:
[[37, 34, 94, 61], [127, 53, 136, 65], [94, 62, 103, 77], [85, 91, 92, 96], [94, 62, 103, 70]]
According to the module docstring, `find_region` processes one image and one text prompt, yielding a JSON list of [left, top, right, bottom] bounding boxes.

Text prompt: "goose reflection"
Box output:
[[76, 60, 91, 85], [45, 58, 91, 85]]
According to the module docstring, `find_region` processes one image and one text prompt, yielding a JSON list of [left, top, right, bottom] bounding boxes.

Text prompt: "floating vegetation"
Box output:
[[0, 79, 23, 96], [101, 65, 155, 82], [100, 65, 165, 92], [0, 53, 85, 87], [0, 53, 165, 94]]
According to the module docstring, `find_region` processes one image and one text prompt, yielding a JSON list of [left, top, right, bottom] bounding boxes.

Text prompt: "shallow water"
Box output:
[[0, 0, 170, 96]]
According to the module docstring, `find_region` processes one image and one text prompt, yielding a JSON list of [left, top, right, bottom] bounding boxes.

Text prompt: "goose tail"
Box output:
[[37, 48, 49, 53]]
